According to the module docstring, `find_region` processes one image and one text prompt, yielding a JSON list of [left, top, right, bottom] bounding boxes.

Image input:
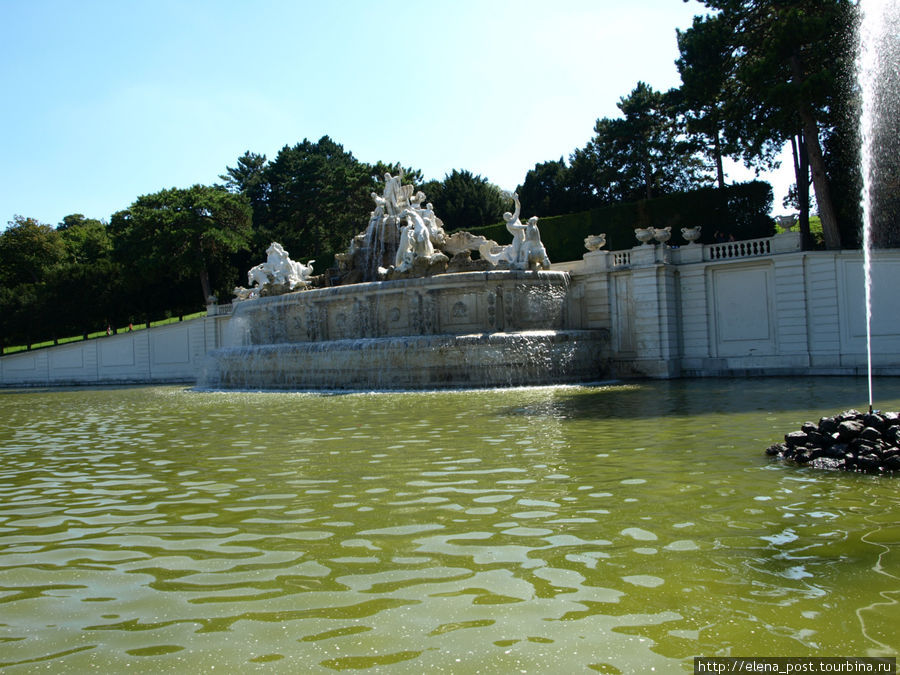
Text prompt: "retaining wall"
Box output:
[[3, 230, 900, 387], [567, 231, 900, 378], [0, 316, 228, 387]]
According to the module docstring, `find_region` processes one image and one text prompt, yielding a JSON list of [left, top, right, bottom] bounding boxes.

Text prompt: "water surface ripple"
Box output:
[[0, 378, 898, 672]]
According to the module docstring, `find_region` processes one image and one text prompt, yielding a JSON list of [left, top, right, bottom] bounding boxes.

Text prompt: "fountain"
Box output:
[[857, 0, 900, 414], [203, 177, 609, 390], [767, 0, 900, 472]]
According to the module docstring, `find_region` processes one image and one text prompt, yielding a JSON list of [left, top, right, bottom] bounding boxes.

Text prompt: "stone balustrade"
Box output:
[[565, 230, 900, 379]]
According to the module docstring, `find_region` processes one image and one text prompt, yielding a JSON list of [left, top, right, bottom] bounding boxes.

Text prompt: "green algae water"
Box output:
[[1, 378, 898, 673]]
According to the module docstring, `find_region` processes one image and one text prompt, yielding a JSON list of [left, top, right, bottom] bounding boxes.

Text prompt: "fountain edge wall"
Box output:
[[3, 235, 900, 387]]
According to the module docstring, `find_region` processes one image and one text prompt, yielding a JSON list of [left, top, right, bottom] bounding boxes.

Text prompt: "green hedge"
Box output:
[[464, 181, 775, 263]]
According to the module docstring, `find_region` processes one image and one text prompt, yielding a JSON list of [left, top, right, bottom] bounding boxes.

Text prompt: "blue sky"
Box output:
[[1, 0, 793, 228]]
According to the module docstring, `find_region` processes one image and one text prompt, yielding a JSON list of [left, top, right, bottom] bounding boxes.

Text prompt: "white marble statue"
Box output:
[[480, 191, 527, 267], [520, 217, 551, 270], [380, 169, 412, 217], [395, 207, 437, 272], [420, 202, 446, 247], [235, 242, 315, 300], [445, 231, 497, 256], [394, 221, 414, 271]]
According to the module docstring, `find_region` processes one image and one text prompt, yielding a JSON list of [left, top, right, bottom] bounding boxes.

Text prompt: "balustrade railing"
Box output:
[[612, 251, 632, 268], [603, 234, 788, 270], [704, 237, 773, 261]]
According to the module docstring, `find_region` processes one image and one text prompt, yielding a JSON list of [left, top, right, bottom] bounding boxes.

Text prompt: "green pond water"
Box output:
[[0, 378, 898, 673]]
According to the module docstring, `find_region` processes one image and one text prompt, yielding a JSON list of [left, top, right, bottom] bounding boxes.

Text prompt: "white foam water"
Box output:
[[856, 0, 900, 412]]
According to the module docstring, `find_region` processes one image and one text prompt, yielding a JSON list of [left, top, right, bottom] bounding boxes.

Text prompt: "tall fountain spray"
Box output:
[[856, 0, 900, 413]]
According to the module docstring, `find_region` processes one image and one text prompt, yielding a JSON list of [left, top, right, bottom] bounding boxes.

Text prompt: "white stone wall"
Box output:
[[4, 236, 900, 387], [0, 314, 230, 387], [567, 236, 900, 378]]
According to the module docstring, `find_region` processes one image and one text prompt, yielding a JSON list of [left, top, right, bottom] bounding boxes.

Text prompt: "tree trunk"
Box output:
[[644, 158, 653, 200], [714, 129, 726, 190], [799, 108, 841, 249], [199, 267, 212, 304], [790, 55, 841, 249], [790, 132, 812, 248], [798, 131, 811, 246]]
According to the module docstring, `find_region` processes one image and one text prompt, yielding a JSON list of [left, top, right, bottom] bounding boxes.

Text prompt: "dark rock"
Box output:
[[860, 426, 883, 442], [855, 454, 882, 472], [884, 426, 900, 445], [863, 413, 886, 430], [766, 443, 786, 457], [812, 445, 848, 460], [851, 438, 881, 454], [768, 410, 900, 474], [818, 417, 839, 434], [801, 421, 819, 434], [838, 420, 865, 441], [806, 430, 834, 447], [819, 417, 839, 434], [793, 450, 812, 464], [830, 442, 851, 457], [883, 455, 900, 472]]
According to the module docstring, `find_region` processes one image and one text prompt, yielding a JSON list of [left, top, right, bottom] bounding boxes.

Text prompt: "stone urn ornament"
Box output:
[[775, 214, 798, 232], [653, 226, 672, 246], [681, 226, 702, 245], [584, 233, 607, 252], [635, 227, 655, 246]]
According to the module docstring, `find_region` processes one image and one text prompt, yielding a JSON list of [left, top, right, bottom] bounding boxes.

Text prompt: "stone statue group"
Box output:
[[233, 242, 315, 300], [480, 191, 551, 271], [234, 170, 551, 300]]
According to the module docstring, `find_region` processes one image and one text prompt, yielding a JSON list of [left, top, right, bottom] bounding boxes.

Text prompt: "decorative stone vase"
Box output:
[[635, 228, 655, 246], [653, 226, 672, 246], [584, 234, 607, 251], [775, 215, 798, 233], [681, 226, 702, 245]]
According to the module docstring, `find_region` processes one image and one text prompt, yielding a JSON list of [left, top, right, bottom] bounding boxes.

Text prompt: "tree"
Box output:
[[675, 13, 737, 189], [572, 82, 711, 204], [57, 214, 112, 265], [422, 169, 506, 231], [690, 0, 855, 248], [219, 151, 270, 234], [236, 137, 408, 261], [517, 158, 580, 217], [0, 215, 67, 286], [109, 185, 252, 304]]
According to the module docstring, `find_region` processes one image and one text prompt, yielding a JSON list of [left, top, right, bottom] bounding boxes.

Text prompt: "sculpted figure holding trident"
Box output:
[[380, 168, 411, 217]]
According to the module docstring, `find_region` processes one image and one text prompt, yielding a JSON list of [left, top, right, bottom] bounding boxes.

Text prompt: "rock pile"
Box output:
[[766, 409, 900, 474]]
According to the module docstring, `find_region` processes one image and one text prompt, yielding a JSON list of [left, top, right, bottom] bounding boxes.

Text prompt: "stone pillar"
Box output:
[[805, 252, 842, 369], [626, 262, 682, 378], [772, 253, 811, 366], [677, 263, 711, 368]]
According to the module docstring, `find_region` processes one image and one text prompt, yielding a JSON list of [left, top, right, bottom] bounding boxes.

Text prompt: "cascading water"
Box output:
[[856, 0, 900, 413]]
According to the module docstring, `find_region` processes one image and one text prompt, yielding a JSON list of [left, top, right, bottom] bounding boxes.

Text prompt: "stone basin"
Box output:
[[202, 270, 609, 390]]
